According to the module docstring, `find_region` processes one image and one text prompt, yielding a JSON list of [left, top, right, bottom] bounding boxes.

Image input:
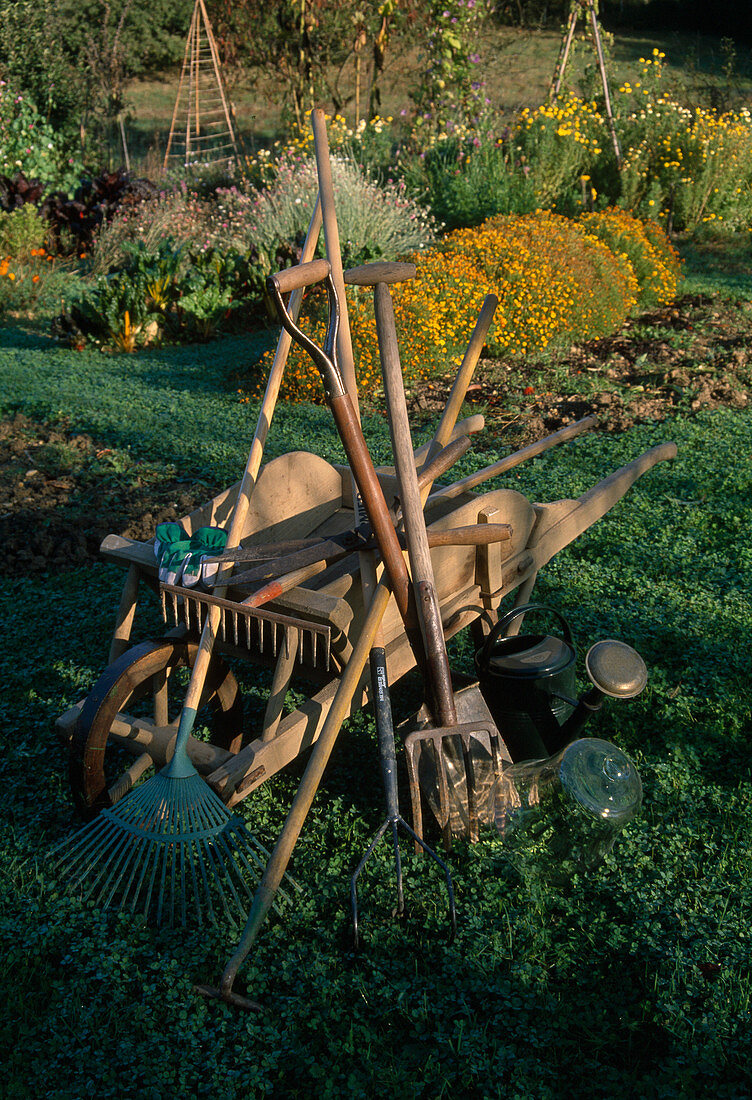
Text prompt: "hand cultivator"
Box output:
[[54, 109, 677, 1008]]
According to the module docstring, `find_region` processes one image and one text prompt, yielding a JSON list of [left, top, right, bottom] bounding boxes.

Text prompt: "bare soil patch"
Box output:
[[409, 294, 752, 449], [0, 415, 219, 576]]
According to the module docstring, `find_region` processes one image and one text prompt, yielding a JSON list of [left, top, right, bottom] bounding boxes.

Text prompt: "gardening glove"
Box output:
[[154, 522, 192, 584], [158, 542, 193, 586], [181, 526, 228, 589], [154, 521, 190, 563]]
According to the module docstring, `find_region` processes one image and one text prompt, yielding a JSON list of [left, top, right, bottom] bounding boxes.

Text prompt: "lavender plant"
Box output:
[[212, 154, 438, 267]]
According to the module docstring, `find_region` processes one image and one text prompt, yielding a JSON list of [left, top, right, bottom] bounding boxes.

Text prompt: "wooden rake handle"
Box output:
[[168, 199, 324, 763]]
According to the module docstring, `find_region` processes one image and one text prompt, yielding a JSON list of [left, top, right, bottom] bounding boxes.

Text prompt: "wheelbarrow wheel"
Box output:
[[69, 638, 244, 820]]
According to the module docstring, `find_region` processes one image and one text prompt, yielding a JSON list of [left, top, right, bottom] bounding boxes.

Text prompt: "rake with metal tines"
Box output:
[[54, 198, 324, 927], [159, 584, 332, 671]]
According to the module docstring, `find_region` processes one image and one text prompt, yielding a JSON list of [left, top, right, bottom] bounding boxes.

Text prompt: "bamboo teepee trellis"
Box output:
[[549, 0, 621, 167], [164, 0, 241, 170]]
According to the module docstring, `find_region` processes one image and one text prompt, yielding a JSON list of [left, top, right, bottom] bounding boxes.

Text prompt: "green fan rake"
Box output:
[[55, 743, 277, 928]]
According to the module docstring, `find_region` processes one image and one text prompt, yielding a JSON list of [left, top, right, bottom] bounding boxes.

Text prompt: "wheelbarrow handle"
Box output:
[[271, 258, 331, 294]]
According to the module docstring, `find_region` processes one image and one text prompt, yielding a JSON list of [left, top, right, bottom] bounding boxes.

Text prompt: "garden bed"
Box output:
[[413, 292, 752, 442], [0, 413, 220, 576]]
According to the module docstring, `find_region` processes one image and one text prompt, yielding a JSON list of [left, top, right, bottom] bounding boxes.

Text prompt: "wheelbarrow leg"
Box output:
[[108, 563, 140, 664], [261, 627, 299, 742]]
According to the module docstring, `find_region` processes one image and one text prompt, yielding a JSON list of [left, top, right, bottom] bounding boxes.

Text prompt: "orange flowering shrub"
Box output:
[[442, 211, 638, 357], [246, 258, 489, 404], [241, 209, 679, 403], [0, 247, 57, 317], [349, 251, 491, 386], [578, 208, 682, 307]]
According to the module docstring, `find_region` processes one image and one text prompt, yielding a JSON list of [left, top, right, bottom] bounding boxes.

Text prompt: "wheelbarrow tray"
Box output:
[[56, 441, 675, 815]]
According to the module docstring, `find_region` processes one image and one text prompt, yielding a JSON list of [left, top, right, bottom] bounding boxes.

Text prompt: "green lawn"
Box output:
[[1, 271, 751, 1094]]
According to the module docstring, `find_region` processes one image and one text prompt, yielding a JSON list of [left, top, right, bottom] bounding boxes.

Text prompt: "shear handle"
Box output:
[[266, 267, 345, 401]]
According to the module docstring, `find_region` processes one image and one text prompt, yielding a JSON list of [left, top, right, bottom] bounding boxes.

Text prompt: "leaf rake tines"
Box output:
[[55, 770, 290, 928]]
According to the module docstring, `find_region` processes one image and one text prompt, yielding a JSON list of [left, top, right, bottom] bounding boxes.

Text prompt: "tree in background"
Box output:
[[0, 0, 540, 164], [411, 0, 496, 133], [494, 0, 568, 28], [0, 0, 82, 137], [211, 0, 430, 127], [0, 0, 191, 163]]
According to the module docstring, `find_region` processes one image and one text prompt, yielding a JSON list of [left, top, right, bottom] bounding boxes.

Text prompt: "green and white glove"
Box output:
[[181, 526, 228, 589], [154, 522, 191, 585]]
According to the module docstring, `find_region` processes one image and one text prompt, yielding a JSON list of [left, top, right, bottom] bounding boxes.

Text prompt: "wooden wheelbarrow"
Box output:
[[56, 429, 676, 827]]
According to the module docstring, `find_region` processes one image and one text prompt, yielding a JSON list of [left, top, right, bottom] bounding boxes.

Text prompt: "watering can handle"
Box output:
[[477, 603, 574, 673]]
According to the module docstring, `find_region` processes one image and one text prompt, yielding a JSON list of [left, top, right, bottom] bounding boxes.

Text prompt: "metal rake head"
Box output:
[[160, 583, 332, 671]]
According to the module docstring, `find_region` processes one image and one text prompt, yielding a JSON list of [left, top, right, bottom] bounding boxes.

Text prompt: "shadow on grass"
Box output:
[[0, 325, 59, 352], [678, 235, 752, 298]]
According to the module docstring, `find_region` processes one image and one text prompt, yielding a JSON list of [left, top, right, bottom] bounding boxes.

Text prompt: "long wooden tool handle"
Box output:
[[219, 580, 393, 1000], [427, 523, 512, 547], [376, 284, 436, 588], [412, 415, 485, 468], [375, 281, 458, 726], [344, 261, 417, 286], [272, 257, 330, 294], [221, 200, 323, 555], [237, 521, 514, 607], [168, 198, 323, 763], [241, 561, 329, 608], [329, 390, 417, 635], [311, 109, 384, 678], [421, 293, 498, 470], [206, 537, 323, 565], [428, 415, 599, 504], [312, 107, 359, 413]]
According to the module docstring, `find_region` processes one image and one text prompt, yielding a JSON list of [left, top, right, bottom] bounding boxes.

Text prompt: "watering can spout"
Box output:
[[550, 639, 649, 752]]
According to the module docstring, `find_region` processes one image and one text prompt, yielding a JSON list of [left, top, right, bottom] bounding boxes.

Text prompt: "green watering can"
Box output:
[[475, 603, 649, 762]]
